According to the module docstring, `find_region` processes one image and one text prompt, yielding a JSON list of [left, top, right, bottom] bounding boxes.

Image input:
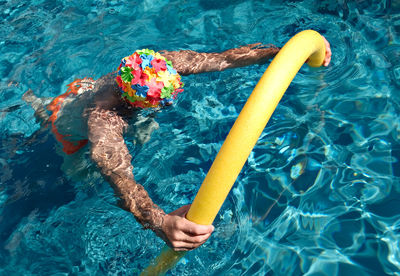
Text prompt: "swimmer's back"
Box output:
[[51, 73, 138, 145]]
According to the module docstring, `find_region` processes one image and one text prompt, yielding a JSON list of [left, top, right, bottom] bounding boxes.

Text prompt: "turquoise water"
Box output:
[[1, 0, 399, 275]]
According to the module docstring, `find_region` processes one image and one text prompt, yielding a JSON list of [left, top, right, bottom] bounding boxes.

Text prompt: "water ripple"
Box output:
[[1, 0, 400, 275]]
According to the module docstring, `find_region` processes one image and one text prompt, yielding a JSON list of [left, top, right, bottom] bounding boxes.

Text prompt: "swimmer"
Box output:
[[23, 38, 331, 251]]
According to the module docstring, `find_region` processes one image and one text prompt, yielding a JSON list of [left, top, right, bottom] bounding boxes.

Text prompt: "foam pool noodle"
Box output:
[[141, 30, 327, 275]]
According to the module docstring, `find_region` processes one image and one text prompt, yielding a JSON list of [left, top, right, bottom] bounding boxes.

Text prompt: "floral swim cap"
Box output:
[[115, 49, 184, 108]]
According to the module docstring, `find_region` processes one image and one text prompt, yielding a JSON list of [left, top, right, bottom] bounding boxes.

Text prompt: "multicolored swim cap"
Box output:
[[115, 49, 184, 108]]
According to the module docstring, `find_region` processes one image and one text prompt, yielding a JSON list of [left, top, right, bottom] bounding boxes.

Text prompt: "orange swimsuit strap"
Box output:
[[47, 78, 94, 155]]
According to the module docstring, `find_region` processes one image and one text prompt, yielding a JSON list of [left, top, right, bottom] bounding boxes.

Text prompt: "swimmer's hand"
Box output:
[[160, 205, 214, 251], [322, 36, 331, 66], [305, 36, 331, 66]]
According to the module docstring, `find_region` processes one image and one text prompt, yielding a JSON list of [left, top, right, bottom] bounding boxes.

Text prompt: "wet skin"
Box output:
[[26, 40, 331, 251], [87, 44, 283, 251]]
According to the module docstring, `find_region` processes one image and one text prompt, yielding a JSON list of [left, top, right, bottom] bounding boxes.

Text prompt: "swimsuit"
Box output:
[[47, 78, 95, 154]]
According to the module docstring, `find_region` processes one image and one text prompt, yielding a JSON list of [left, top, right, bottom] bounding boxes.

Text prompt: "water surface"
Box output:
[[0, 0, 399, 275]]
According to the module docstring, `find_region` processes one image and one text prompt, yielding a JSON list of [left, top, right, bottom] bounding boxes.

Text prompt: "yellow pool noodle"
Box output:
[[141, 29, 326, 275], [186, 29, 326, 224]]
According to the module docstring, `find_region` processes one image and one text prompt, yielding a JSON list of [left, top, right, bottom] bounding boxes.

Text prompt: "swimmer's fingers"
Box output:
[[178, 217, 214, 237], [322, 36, 332, 66], [305, 36, 332, 66], [168, 223, 213, 251], [162, 205, 214, 251], [168, 232, 213, 251], [170, 222, 214, 251]]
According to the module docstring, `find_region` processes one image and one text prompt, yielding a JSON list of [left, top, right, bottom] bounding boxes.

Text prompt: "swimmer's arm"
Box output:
[[87, 108, 165, 232], [160, 44, 280, 75], [87, 108, 213, 251]]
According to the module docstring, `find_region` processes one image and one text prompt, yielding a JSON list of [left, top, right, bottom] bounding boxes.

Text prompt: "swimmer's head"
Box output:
[[115, 49, 184, 108]]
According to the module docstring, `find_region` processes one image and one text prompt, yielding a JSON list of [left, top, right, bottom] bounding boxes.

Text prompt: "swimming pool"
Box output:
[[1, 0, 399, 274]]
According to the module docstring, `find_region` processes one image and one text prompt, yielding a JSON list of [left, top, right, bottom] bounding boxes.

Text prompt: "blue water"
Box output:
[[1, 0, 399, 275]]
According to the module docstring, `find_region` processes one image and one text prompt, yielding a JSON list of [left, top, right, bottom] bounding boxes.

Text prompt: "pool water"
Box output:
[[1, 0, 400, 275]]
